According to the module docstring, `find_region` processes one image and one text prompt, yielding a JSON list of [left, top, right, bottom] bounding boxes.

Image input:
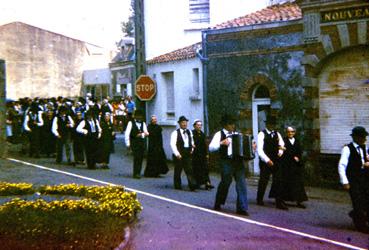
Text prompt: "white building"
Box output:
[[146, 43, 203, 156], [144, 0, 269, 59]]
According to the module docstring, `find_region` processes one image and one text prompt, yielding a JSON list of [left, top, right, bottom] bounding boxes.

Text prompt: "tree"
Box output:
[[122, 0, 135, 37]]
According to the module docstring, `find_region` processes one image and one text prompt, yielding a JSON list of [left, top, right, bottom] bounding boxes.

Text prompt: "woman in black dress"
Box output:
[[281, 126, 308, 208], [144, 115, 168, 177], [192, 119, 214, 190]]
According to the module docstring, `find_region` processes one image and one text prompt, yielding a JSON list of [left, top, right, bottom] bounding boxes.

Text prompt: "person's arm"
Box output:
[[76, 120, 88, 135], [170, 130, 180, 157], [23, 114, 31, 132], [51, 117, 59, 137], [125, 121, 132, 147], [338, 146, 350, 188], [277, 132, 285, 157], [67, 116, 74, 128], [95, 119, 102, 138], [257, 131, 270, 163], [209, 131, 221, 153], [143, 122, 149, 137], [37, 111, 44, 127]]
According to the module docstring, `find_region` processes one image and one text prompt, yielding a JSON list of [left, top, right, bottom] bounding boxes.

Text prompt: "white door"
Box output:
[[252, 98, 271, 175]]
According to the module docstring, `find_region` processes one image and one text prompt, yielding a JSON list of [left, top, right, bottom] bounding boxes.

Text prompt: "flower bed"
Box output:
[[0, 182, 142, 249]]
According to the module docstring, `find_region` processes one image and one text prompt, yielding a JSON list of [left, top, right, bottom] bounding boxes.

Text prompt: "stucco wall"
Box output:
[[147, 57, 204, 158], [206, 31, 305, 137], [0, 22, 87, 99]]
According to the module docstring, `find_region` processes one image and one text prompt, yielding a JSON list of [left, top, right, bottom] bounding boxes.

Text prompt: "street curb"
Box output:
[[115, 226, 131, 250]]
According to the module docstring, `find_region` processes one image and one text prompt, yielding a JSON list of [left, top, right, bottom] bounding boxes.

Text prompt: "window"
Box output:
[[190, 68, 201, 101], [162, 72, 175, 114], [189, 0, 210, 24]]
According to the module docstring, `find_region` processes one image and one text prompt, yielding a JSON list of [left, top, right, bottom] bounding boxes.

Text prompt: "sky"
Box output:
[[0, 0, 272, 49], [0, 0, 132, 49]]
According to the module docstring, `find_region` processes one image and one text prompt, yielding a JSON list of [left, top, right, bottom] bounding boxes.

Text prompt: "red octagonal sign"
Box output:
[[135, 75, 156, 101]]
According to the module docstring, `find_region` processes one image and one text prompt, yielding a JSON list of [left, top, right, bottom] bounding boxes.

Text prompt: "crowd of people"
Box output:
[[5, 94, 136, 169]]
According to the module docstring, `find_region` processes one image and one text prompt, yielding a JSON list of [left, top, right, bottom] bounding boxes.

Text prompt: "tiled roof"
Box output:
[[147, 2, 301, 65], [214, 2, 301, 29], [147, 42, 201, 65]]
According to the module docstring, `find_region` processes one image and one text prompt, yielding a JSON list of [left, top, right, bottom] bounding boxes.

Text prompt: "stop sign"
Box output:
[[134, 75, 156, 101]]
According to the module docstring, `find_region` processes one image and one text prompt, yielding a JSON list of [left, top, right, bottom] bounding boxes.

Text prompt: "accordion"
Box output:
[[231, 133, 255, 160]]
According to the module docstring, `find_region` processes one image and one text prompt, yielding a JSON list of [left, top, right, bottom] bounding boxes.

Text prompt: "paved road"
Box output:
[[2, 136, 369, 249]]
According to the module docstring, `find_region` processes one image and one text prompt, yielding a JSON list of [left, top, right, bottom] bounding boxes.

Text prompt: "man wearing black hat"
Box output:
[[338, 126, 369, 233], [125, 110, 149, 178], [209, 114, 249, 216], [23, 102, 44, 158], [256, 115, 287, 210], [170, 115, 197, 191]]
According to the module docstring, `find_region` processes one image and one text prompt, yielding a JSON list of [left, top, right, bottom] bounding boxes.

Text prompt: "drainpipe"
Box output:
[[197, 30, 209, 135]]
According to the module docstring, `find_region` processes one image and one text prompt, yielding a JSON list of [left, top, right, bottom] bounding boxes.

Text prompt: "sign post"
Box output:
[[134, 75, 156, 101]]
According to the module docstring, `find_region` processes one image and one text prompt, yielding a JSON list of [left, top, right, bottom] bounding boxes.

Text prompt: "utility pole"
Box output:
[[134, 0, 147, 113], [0, 59, 7, 158]]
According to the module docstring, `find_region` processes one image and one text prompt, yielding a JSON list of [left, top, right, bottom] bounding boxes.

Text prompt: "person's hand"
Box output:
[[144, 132, 149, 137], [267, 160, 274, 167], [220, 139, 230, 146], [343, 184, 350, 190], [176, 154, 182, 160], [364, 162, 369, 169], [294, 156, 300, 162]]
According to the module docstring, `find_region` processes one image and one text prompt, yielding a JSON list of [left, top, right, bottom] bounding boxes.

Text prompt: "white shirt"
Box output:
[[209, 129, 235, 156], [76, 119, 102, 137], [23, 111, 44, 131], [170, 128, 194, 157], [257, 128, 285, 163], [125, 120, 148, 147], [338, 142, 366, 185], [51, 115, 74, 137], [288, 137, 295, 145]]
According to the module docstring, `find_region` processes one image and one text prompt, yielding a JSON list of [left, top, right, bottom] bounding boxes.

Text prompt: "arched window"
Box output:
[[253, 85, 270, 99]]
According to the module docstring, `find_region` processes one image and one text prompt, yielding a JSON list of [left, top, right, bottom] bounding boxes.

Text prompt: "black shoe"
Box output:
[[133, 174, 141, 179], [214, 204, 221, 211], [257, 200, 264, 206], [276, 200, 288, 210], [174, 185, 182, 190], [237, 210, 249, 216], [296, 203, 306, 209]]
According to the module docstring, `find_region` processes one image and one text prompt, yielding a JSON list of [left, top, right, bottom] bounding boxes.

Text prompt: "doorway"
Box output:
[[252, 85, 271, 175]]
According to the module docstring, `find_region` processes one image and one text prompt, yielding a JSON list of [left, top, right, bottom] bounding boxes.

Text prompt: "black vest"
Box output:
[[176, 129, 192, 153], [346, 143, 368, 182], [27, 112, 40, 129], [219, 130, 229, 159], [262, 129, 279, 162], [84, 119, 99, 138], [57, 116, 70, 137], [129, 120, 144, 141]]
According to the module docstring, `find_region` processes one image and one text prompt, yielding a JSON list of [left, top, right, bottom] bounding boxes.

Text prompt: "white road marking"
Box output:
[[6, 158, 367, 250]]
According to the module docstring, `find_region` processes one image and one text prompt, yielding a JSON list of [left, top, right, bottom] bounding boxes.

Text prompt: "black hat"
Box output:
[[265, 115, 277, 125], [220, 114, 236, 126], [351, 126, 368, 137], [177, 116, 189, 123]]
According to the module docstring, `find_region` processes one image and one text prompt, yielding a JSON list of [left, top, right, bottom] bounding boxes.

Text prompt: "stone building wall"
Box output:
[[0, 22, 87, 99]]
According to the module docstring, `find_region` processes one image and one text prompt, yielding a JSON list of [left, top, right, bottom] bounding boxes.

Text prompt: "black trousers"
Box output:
[[349, 175, 369, 230], [28, 128, 41, 157], [257, 159, 283, 202], [173, 149, 197, 189], [131, 139, 145, 176], [84, 136, 98, 169]]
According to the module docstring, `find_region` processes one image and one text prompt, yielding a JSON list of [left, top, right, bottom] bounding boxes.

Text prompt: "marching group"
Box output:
[[5, 96, 369, 233]]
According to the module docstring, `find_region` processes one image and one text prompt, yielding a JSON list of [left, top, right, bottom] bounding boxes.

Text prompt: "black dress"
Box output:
[[144, 123, 168, 177], [280, 137, 308, 203], [192, 129, 210, 186]]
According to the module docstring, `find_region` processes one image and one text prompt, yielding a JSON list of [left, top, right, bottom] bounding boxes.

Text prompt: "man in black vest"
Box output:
[[76, 110, 102, 169], [125, 110, 149, 178], [338, 126, 369, 233], [170, 116, 197, 191], [23, 102, 44, 158], [52, 106, 74, 165], [256, 115, 287, 210], [209, 114, 249, 216]]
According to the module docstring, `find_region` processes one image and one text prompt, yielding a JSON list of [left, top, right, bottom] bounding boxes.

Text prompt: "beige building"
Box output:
[[0, 22, 110, 99]]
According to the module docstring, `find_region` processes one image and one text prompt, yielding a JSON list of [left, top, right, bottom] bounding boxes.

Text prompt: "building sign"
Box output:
[[321, 6, 369, 23]]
